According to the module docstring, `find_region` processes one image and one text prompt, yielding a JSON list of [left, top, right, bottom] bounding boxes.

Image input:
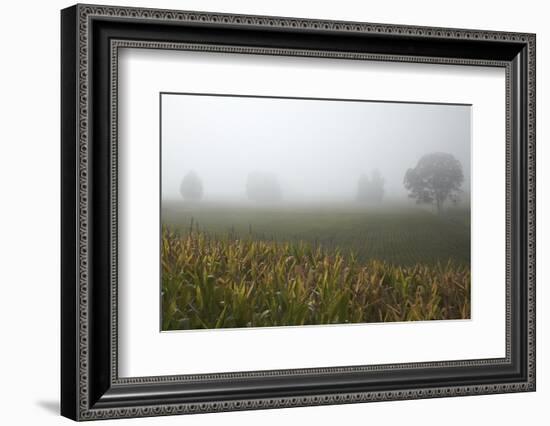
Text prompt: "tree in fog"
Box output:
[[246, 172, 282, 202], [180, 171, 203, 201], [404, 152, 463, 214], [357, 169, 385, 203]]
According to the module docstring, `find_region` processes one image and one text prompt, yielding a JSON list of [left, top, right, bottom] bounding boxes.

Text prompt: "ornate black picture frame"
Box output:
[[61, 4, 536, 421]]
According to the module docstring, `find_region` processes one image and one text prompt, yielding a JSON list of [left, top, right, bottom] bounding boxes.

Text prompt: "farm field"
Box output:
[[161, 201, 471, 330], [162, 201, 470, 266]]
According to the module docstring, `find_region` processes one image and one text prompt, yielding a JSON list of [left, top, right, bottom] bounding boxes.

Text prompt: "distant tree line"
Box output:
[[178, 152, 464, 214]]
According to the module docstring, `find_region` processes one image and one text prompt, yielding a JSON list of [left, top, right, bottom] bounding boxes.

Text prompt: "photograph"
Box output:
[[160, 93, 472, 331], [59, 4, 536, 420]]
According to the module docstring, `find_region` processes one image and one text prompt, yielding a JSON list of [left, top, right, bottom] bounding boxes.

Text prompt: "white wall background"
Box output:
[[0, 0, 546, 424]]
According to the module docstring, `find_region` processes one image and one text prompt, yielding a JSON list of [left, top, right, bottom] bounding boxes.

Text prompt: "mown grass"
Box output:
[[161, 226, 470, 331]]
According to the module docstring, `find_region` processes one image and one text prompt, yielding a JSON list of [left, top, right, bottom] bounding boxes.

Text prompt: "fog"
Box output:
[[161, 93, 470, 204]]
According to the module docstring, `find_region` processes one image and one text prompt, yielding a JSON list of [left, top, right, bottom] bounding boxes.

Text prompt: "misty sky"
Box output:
[[161, 93, 471, 202]]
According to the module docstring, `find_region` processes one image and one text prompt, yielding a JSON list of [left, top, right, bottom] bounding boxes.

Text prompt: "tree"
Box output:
[[357, 169, 385, 203], [246, 172, 282, 202], [179, 171, 203, 201], [404, 152, 463, 214]]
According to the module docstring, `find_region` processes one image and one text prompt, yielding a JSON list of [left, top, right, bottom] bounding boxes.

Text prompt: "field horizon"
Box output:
[[162, 200, 470, 267]]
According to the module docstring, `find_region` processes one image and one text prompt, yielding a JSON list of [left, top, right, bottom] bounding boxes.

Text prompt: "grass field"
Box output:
[[161, 201, 471, 330], [162, 201, 470, 266]]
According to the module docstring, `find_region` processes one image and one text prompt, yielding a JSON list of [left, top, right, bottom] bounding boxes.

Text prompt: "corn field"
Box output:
[[161, 226, 470, 330]]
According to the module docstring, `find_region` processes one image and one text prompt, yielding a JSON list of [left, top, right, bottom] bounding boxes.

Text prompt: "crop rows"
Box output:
[[162, 202, 471, 266], [161, 226, 470, 330]]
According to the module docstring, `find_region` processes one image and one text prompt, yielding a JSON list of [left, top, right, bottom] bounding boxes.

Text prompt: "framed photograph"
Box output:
[[61, 4, 536, 421]]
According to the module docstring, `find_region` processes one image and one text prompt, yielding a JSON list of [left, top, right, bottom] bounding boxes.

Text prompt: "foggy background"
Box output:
[[161, 93, 471, 203]]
